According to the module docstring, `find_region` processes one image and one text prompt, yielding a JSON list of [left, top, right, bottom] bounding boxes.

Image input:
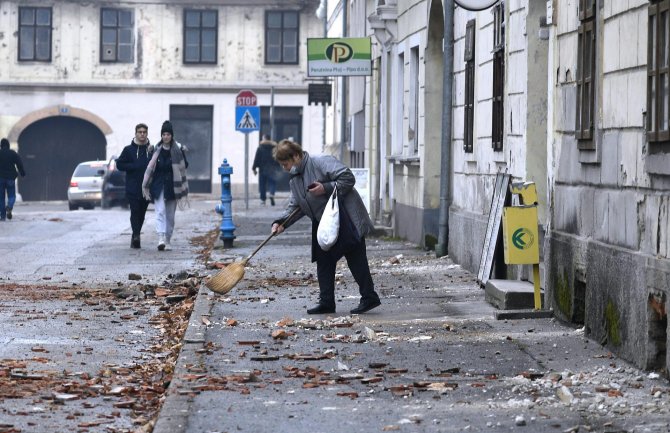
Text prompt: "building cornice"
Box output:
[[0, 82, 309, 94]]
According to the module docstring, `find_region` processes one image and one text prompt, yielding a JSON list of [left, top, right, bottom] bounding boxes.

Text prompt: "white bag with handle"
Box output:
[[317, 187, 340, 251]]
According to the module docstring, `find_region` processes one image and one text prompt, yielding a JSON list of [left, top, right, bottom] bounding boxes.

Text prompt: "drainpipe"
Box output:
[[339, 0, 348, 162], [317, 0, 328, 151], [435, 0, 453, 258]]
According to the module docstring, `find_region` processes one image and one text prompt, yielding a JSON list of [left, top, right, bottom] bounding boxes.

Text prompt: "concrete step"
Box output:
[[485, 278, 544, 310]]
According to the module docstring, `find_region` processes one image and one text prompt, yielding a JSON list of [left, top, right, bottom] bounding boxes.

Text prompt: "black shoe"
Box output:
[[350, 299, 381, 314], [6, 208, 11, 220], [131, 235, 141, 249], [307, 304, 336, 314], [269, 196, 275, 206]]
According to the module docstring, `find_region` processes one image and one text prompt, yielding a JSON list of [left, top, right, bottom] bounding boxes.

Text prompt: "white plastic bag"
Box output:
[[317, 187, 340, 251]]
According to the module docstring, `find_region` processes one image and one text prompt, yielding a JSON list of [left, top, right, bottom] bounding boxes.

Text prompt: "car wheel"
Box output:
[[69, 202, 78, 211], [83, 204, 95, 210]]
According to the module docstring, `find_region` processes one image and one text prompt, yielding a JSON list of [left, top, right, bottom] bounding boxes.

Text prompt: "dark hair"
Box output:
[[273, 139, 303, 161], [0, 138, 9, 149], [135, 123, 148, 132]]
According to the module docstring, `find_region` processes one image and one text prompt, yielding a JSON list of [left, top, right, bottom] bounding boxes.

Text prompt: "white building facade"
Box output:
[[0, 0, 324, 200]]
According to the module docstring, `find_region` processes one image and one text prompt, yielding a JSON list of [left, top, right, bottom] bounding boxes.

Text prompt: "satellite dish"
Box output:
[[455, 0, 498, 11]]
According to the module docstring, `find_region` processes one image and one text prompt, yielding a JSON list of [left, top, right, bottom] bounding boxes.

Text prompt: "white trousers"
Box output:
[[154, 190, 177, 239]]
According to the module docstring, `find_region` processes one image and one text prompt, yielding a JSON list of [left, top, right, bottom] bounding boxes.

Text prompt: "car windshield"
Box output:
[[73, 163, 106, 177]]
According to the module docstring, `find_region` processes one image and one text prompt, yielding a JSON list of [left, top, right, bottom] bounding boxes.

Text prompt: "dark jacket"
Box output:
[[115, 139, 153, 198], [253, 140, 281, 177], [0, 147, 26, 180]]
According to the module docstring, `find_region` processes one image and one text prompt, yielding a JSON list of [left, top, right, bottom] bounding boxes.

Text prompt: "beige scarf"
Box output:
[[142, 141, 188, 201]]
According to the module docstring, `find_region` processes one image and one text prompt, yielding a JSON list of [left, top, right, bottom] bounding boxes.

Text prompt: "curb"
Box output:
[[152, 285, 214, 433]]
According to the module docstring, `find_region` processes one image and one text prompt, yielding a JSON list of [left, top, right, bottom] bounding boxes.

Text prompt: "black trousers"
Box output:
[[128, 195, 149, 236], [315, 237, 379, 307]]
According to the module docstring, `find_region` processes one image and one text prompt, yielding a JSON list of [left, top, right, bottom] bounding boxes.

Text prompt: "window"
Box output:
[[575, 0, 596, 144], [184, 9, 218, 64], [18, 7, 52, 62], [265, 11, 299, 64], [464, 20, 476, 153], [647, 0, 670, 143], [492, 2, 505, 151], [409, 47, 420, 155], [101, 8, 134, 63]]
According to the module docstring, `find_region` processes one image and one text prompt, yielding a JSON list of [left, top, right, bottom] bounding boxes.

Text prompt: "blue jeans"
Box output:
[[0, 177, 16, 219], [258, 171, 276, 202]]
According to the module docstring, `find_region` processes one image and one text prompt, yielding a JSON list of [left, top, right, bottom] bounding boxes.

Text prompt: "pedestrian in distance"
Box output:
[[252, 134, 281, 206], [0, 138, 26, 221], [271, 139, 381, 315], [142, 120, 189, 251], [115, 123, 154, 248]]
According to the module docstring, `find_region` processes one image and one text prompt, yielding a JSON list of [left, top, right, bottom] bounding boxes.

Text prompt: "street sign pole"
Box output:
[[235, 89, 260, 212], [244, 133, 249, 210]]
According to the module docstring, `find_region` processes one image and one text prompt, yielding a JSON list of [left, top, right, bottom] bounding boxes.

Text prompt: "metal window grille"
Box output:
[[18, 7, 52, 62], [183, 9, 218, 64], [265, 11, 299, 65]]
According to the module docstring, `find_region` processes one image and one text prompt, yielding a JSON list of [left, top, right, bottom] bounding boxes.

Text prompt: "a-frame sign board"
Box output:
[[477, 172, 511, 287]]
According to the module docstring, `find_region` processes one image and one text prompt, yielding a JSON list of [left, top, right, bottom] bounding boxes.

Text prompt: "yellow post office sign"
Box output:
[[502, 206, 540, 264]]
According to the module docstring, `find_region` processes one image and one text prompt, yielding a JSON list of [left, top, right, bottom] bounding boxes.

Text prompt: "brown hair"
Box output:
[[273, 139, 303, 161], [135, 123, 148, 132]]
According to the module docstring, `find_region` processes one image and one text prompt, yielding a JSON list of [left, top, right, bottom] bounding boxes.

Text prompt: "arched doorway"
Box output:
[[18, 117, 106, 201]]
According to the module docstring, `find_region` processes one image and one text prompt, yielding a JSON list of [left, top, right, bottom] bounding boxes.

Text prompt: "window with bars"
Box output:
[[265, 11, 299, 65], [101, 8, 134, 63], [18, 7, 52, 62], [648, 0, 670, 143], [183, 9, 218, 64], [464, 20, 476, 153], [575, 0, 596, 144], [492, 3, 505, 151]]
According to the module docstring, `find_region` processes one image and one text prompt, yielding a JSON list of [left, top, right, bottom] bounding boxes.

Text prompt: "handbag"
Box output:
[[317, 187, 340, 251]]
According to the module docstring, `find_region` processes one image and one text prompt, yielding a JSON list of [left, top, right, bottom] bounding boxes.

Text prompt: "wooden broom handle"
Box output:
[[245, 207, 301, 261]]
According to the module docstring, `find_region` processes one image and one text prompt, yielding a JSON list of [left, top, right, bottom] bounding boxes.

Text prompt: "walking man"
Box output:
[[252, 134, 281, 206], [0, 138, 26, 221], [116, 124, 153, 248]]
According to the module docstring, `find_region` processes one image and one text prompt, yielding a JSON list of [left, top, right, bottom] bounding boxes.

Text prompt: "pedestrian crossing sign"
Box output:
[[235, 106, 261, 133]]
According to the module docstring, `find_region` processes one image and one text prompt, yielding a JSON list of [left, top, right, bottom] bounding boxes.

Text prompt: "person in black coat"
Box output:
[[0, 138, 26, 221], [115, 124, 153, 248], [252, 134, 281, 206]]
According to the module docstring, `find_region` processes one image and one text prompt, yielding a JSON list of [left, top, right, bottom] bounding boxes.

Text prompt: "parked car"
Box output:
[[102, 157, 128, 209], [67, 160, 107, 210]]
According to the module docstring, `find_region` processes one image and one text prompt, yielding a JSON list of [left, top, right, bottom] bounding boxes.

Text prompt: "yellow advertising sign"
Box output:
[[502, 207, 540, 264]]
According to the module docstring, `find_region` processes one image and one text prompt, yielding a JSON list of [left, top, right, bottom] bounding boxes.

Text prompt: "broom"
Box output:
[[206, 208, 300, 294]]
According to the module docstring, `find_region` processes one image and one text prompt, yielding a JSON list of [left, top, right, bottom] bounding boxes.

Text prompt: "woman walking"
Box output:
[[142, 121, 189, 251]]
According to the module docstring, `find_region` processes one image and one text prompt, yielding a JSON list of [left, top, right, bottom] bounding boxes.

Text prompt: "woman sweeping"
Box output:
[[142, 120, 189, 251], [271, 139, 381, 315]]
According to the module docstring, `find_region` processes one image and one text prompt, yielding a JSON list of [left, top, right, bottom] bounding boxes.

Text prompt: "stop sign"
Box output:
[[236, 89, 257, 106]]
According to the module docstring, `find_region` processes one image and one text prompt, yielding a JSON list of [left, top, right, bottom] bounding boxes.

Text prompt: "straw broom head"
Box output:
[[206, 259, 248, 294]]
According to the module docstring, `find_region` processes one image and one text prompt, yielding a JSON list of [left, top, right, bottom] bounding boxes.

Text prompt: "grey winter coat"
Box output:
[[276, 152, 374, 241]]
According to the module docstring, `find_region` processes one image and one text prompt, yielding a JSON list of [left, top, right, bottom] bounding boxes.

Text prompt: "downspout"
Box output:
[[317, 0, 328, 151], [340, 0, 348, 162], [435, 0, 453, 258]]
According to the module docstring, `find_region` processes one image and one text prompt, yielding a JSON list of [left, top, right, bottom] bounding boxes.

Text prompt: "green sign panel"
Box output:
[[307, 37, 372, 77]]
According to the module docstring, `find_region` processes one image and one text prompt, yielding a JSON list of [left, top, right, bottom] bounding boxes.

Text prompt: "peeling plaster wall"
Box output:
[[0, 0, 324, 191], [449, 1, 549, 271], [547, 0, 670, 372]]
